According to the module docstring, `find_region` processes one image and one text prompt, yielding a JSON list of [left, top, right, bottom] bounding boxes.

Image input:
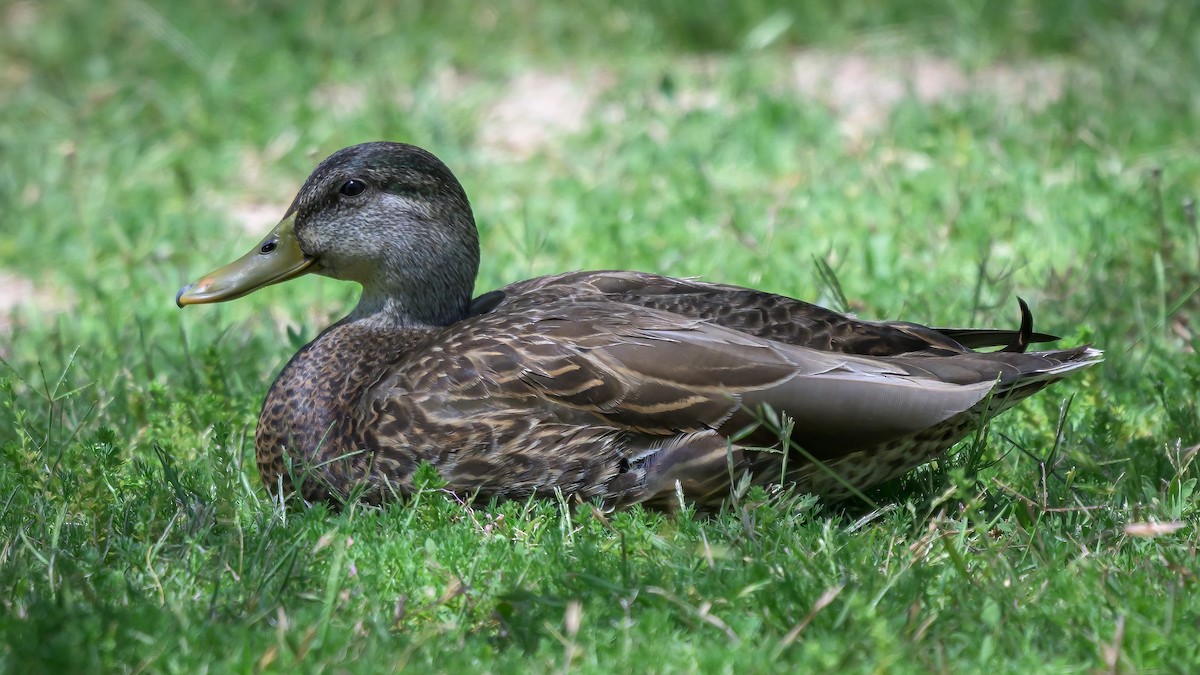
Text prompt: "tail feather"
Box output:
[[999, 297, 1035, 353], [996, 345, 1103, 388], [936, 297, 1060, 350]]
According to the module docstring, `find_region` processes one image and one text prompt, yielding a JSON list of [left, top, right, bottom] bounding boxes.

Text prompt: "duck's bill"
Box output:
[[176, 213, 314, 307]]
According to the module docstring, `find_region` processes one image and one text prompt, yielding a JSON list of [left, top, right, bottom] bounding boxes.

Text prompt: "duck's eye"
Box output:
[[260, 240, 277, 254], [339, 179, 367, 197]]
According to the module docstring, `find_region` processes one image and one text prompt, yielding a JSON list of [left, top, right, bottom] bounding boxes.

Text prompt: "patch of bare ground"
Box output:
[[3, 1, 36, 31], [218, 132, 302, 236], [227, 201, 290, 237], [307, 67, 609, 160], [0, 271, 74, 358], [464, 52, 1066, 156], [309, 83, 368, 120], [477, 69, 613, 159], [1, 2, 37, 89], [790, 51, 1066, 139], [0, 273, 36, 337]]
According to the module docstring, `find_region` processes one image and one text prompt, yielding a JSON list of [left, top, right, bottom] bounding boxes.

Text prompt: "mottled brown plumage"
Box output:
[[178, 142, 1101, 510]]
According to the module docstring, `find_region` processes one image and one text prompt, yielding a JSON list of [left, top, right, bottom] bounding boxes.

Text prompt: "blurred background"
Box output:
[[2, 1, 1196, 336], [1, 1, 1198, 670]]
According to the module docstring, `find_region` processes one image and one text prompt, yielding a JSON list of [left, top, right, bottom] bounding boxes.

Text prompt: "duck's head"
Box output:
[[177, 142, 480, 328]]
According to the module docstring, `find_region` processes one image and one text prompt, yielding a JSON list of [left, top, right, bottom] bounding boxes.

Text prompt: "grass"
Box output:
[[2, 0, 1199, 671]]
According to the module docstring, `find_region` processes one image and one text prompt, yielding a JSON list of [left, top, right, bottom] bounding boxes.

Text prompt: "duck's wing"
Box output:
[[380, 297, 1087, 460], [470, 271, 1057, 357]]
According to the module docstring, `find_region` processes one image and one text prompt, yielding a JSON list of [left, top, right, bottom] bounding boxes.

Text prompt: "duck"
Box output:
[[177, 141, 1101, 510]]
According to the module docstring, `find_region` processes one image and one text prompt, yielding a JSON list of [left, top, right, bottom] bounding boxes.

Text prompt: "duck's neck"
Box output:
[[348, 284, 471, 330]]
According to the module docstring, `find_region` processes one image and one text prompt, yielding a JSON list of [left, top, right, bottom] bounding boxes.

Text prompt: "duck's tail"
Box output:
[[984, 344, 1103, 413], [934, 298, 1060, 352]]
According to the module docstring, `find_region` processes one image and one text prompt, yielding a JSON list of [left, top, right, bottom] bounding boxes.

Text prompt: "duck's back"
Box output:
[[472, 270, 1048, 357]]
